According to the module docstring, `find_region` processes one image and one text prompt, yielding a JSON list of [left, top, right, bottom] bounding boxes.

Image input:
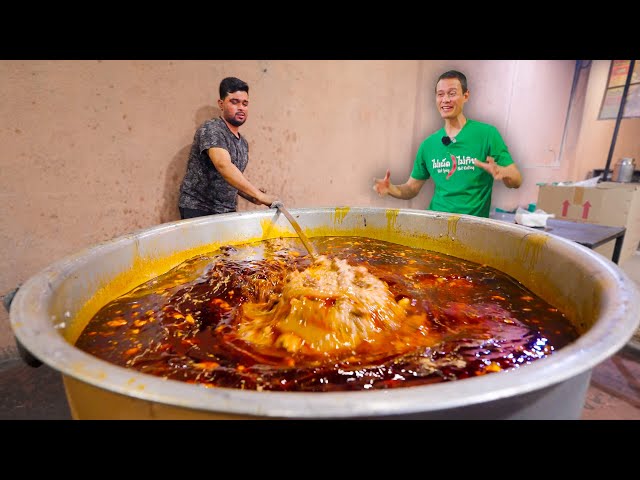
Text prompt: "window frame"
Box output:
[[598, 60, 640, 120]]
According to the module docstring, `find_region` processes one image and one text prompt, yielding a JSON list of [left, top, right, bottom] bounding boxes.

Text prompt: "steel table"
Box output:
[[490, 212, 626, 264]]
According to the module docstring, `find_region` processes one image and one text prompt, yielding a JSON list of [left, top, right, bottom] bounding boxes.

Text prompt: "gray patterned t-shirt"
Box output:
[[178, 117, 249, 214]]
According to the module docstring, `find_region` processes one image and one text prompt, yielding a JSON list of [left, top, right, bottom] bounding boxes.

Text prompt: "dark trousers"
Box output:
[[179, 207, 211, 219]]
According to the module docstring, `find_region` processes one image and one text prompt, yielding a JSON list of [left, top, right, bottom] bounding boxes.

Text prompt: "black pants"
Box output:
[[179, 207, 211, 219]]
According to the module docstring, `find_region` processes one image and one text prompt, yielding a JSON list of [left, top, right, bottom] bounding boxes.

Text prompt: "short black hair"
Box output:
[[219, 77, 249, 100], [436, 70, 468, 94]]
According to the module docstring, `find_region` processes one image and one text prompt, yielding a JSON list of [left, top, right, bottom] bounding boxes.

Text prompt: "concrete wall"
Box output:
[[1, 59, 637, 356]]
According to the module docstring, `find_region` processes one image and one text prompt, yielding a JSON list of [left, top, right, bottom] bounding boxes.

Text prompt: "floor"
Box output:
[[580, 249, 640, 420], [2, 252, 639, 420]]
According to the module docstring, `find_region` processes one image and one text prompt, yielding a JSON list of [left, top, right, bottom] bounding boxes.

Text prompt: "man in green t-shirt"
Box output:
[[373, 70, 522, 218]]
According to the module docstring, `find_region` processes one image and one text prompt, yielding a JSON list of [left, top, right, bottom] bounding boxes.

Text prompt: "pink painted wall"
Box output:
[[2, 59, 632, 354]]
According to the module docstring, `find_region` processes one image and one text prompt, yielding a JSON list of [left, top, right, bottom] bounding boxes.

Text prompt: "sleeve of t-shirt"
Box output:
[[199, 122, 231, 156], [488, 126, 514, 167], [410, 141, 431, 180]]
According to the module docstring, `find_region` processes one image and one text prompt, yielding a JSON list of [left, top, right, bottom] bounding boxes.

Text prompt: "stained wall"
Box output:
[[3, 59, 636, 355]]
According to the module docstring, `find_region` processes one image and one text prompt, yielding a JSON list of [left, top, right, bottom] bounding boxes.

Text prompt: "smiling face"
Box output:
[[435, 78, 469, 120], [219, 90, 249, 127]]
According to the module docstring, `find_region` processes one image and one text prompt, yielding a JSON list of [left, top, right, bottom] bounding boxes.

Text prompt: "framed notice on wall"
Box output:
[[599, 60, 640, 120]]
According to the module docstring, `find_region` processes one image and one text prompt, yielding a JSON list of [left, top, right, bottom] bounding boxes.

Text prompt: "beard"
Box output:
[[226, 114, 246, 127]]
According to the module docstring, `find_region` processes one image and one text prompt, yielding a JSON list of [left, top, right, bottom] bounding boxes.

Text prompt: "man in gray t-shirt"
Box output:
[[178, 77, 280, 219]]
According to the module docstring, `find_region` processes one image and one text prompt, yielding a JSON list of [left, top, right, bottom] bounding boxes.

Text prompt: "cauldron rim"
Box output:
[[9, 207, 640, 418]]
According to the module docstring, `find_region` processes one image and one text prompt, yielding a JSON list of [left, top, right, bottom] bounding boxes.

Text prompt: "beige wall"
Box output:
[[1, 59, 636, 355]]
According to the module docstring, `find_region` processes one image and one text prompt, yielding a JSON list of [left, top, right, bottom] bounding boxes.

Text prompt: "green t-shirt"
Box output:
[[411, 119, 514, 218]]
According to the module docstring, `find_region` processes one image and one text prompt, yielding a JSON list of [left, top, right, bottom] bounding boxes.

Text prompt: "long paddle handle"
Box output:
[[270, 201, 317, 260]]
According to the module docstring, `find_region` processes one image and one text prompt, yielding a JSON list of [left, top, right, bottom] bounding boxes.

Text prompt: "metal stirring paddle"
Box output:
[[240, 193, 317, 259], [270, 201, 317, 260]]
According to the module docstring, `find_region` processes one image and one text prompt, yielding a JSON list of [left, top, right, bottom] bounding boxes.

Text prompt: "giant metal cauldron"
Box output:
[[8, 207, 640, 419]]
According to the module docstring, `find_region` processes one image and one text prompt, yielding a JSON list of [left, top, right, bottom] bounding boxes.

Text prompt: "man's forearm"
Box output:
[[502, 177, 521, 188], [388, 183, 418, 200], [215, 161, 267, 204], [500, 164, 522, 189], [238, 190, 261, 204]]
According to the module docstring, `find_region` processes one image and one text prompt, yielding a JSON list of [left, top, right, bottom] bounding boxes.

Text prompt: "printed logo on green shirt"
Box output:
[[431, 155, 477, 178]]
